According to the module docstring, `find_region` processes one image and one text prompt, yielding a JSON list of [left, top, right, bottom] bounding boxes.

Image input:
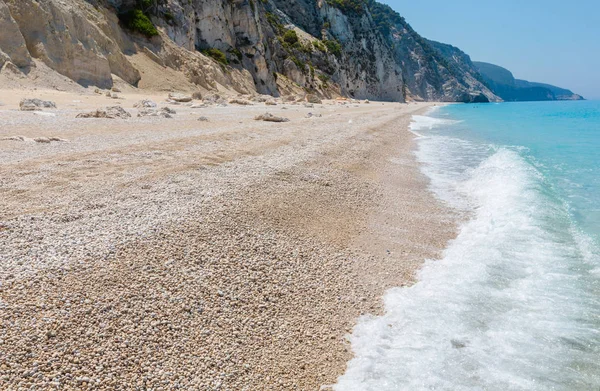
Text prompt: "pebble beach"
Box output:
[[0, 90, 456, 390]]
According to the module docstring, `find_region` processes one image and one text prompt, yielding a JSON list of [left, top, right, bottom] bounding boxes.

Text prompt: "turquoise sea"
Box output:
[[335, 101, 600, 390]]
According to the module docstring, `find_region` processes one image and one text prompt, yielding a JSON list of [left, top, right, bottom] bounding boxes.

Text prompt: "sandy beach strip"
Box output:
[[0, 90, 456, 390]]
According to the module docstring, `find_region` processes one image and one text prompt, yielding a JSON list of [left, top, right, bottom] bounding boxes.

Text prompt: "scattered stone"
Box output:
[[110, 93, 120, 99], [3, 136, 67, 143], [306, 113, 322, 118], [33, 111, 57, 117], [198, 116, 209, 122], [137, 107, 174, 118], [265, 100, 277, 106], [2, 136, 33, 142], [192, 91, 203, 100], [77, 106, 131, 119], [19, 99, 57, 111], [94, 88, 102, 94], [111, 87, 122, 93], [305, 94, 322, 104], [228, 99, 253, 106], [191, 104, 208, 109], [304, 103, 314, 108], [168, 93, 193, 103], [133, 99, 157, 108], [254, 112, 289, 123], [364, 99, 370, 104], [252, 95, 272, 103], [203, 93, 221, 103]]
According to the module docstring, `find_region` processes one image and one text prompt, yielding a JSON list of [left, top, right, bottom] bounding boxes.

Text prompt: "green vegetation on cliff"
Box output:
[[326, 0, 367, 15], [120, 9, 158, 37], [202, 48, 228, 65]]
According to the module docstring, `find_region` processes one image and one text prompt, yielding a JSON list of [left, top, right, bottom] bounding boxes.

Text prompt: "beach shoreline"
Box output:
[[0, 89, 457, 390]]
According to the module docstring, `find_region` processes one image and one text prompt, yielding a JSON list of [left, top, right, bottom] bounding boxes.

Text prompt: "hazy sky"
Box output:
[[379, 0, 600, 99]]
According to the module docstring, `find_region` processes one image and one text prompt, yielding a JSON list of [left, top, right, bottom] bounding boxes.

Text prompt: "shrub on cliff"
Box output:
[[326, 0, 366, 14], [283, 30, 299, 45], [323, 39, 342, 57], [120, 9, 158, 37], [202, 48, 228, 65]]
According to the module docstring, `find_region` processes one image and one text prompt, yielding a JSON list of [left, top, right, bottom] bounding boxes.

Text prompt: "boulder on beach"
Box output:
[[254, 112, 289, 123], [77, 106, 131, 119], [19, 99, 57, 111]]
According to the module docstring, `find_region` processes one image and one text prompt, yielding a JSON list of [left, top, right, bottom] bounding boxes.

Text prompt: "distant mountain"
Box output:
[[473, 62, 584, 101]]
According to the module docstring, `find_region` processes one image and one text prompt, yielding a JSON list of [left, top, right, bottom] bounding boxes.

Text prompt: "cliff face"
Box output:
[[361, 1, 498, 102], [0, 0, 499, 102], [474, 61, 584, 101]]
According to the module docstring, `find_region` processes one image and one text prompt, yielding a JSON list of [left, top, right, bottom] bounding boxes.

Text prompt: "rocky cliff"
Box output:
[[473, 61, 584, 101], [0, 0, 502, 102]]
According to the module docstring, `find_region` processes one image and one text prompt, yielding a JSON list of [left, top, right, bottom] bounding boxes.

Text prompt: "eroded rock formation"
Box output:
[[0, 0, 505, 102]]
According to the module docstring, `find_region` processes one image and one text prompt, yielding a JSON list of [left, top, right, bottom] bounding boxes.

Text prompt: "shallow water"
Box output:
[[335, 101, 600, 390]]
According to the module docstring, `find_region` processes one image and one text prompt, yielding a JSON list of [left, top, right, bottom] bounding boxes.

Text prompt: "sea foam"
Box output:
[[335, 114, 600, 391]]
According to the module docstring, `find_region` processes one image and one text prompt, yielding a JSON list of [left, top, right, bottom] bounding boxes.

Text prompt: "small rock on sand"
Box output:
[[137, 107, 174, 118], [229, 98, 253, 106], [198, 116, 209, 122], [254, 113, 289, 123], [203, 93, 222, 104], [19, 99, 57, 111], [252, 95, 272, 103], [265, 100, 277, 106], [305, 94, 322, 104], [2, 136, 33, 142], [2, 136, 67, 143], [168, 93, 193, 103], [77, 106, 131, 119], [133, 99, 157, 108]]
